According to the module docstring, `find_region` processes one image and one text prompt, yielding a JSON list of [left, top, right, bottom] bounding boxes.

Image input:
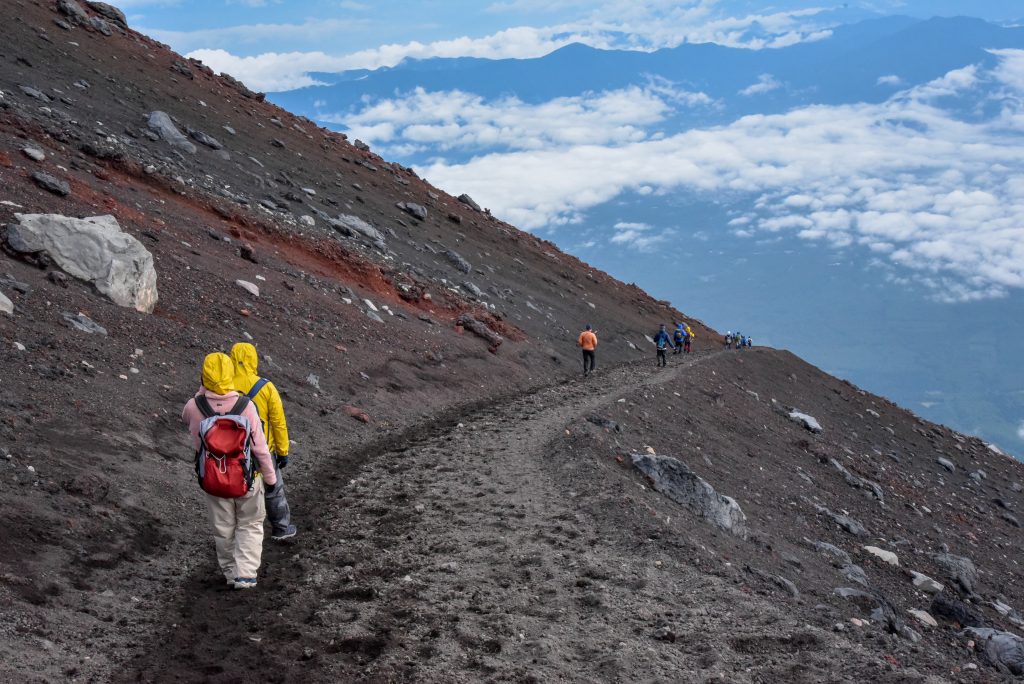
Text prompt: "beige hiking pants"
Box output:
[[205, 476, 266, 581]]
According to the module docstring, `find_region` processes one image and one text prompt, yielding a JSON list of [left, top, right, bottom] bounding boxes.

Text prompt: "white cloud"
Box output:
[[417, 53, 1024, 302], [1018, 420, 1024, 441], [877, 74, 904, 86], [610, 221, 673, 251], [325, 83, 711, 153], [739, 74, 782, 96], [177, 3, 836, 91]]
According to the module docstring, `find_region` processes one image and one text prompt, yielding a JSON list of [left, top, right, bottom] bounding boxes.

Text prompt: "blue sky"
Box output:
[[125, 0, 1024, 91]]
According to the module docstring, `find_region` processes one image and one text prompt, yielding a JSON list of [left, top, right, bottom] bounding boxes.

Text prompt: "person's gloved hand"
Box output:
[[276, 454, 289, 469]]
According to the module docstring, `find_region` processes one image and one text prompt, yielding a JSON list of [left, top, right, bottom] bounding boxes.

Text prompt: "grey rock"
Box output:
[[57, 0, 90, 24], [933, 552, 978, 595], [31, 172, 70, 196], [458, 193, 482, 211], [1003, 513, 1021, 528], [964, 628, 1024, 676], [298, 215, 315, 227], [235, 280, 259, 297], [830, 458, 884, 503], [444, 249, 472, 273], [461, 281, 484, 298], [330, 214, 384, 242], [89, 16, 112, 35], [306, 374, 321, 390], [147, 112, 196, 154], [937, 457, 956, 472], [841, 563, 869, 587], [910, 570, 944, 594], [456, 314, 502, 349], [86, 2, 127, 26], [22, 147, 45, 162], [188, 128, 223, 150], [789, 410, 822, 433], [0, 290, 13, 316], [586, 415, 621, 433], [54, 18, 72, 30], [746, 565, 799, 597], [632, 453, 748, 538], [19, 86, 51, 102], [366, 310, 384, 323], [969, 469, 987, 483], [809, 539, 852, 566], [353, 139, 370, 152], [808, 500, 867, 536], [397, 202, 428, 220], [61, 312, 107, 335], [8, 214, 158, 313]]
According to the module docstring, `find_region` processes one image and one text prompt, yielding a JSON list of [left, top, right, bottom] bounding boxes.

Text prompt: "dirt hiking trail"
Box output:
[[125, 351, 884, 683]]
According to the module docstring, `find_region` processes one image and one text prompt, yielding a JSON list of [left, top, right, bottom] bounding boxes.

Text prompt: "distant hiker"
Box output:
[[182, 352, 277, 590], [746, 336, 753, 348], [231, 342, 296, 541], [654, 324, 671, 367], [578, 324, 598, 376], [683, 325, 693, 354], [724, 331, 733, 349], [738, 334, 747, 349], [672, 324, 684, 354]]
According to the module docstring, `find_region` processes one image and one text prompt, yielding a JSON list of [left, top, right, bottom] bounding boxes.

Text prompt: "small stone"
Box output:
[[937, 457, 955, 472], [22, 147, 45, 162], [0, 291, 13, 316], [414, 504, 425, 513], [235, 280, 259, 297], [439, 562, 459, 573], [908, 609, 937, 628], [299, 215, 315, 227], [366, 310, 384, 323], [14, 342, 26, 351], [31, 171, 70, 196], [27, 465, 36, 474], [653, 627, 676, 642], [909, 571, 944, 594], [863, 545, 899, 566], [850, 618, 865, 627]]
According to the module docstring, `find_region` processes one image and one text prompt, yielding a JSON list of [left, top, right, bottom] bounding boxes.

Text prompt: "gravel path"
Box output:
[[126, 353, 882, 683]]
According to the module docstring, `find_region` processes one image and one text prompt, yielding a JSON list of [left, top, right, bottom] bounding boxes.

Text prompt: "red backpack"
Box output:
[[194, 395, 255, 498]]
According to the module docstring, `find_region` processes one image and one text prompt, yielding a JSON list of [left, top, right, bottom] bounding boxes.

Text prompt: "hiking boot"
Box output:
[[271, 525, 297, 541], [233, 577, 258, 590]]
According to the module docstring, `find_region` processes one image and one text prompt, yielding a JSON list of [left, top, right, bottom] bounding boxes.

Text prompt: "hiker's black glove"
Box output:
[[276, 454, 289, 469]]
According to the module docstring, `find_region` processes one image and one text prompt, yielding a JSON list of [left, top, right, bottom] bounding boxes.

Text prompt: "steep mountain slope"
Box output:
[[0, 2, 1023, 683]]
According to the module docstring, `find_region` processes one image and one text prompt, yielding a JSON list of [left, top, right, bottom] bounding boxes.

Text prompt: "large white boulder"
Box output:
[[8, 214, 158, 313]]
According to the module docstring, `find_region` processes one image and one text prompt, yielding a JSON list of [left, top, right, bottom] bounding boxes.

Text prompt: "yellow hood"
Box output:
[[202, 352, 236, 395], [231, 342, 259, 393]]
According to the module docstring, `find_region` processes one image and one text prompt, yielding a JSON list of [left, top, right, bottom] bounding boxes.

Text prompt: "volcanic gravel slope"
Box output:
[[0, 2, 1023, 683]]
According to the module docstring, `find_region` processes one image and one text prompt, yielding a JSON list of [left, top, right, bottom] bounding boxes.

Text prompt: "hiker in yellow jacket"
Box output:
[[230, 342, 296, 541]]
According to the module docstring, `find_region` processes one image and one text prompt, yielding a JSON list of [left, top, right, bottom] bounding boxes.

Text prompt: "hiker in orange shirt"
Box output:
[[578, 324, 598, 376]]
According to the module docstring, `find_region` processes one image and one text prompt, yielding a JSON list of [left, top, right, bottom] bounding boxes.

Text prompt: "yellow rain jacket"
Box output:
[[230, 343, 289, 457]]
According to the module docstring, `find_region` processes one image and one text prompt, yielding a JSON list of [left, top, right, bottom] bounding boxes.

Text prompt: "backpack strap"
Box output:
[[246, 377, 270, 401], [196, 394, 249, 418], [227, 395, 251, 417], [195, 395, 216, 419]]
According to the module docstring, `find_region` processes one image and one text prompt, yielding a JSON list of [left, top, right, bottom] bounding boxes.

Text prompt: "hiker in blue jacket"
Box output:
[[654, 324, 671, 367], [672, 324, 684, 354]]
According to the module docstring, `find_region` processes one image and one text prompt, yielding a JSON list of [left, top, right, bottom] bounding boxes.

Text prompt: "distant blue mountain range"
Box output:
[[268, 15, 1024, 456], [274, 16, 1024, 130]]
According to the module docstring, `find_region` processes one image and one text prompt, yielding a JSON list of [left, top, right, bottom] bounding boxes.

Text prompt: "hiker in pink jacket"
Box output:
[[182, 352, 277, 590]]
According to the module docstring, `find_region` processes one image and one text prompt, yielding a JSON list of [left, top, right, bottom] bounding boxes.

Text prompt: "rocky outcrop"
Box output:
[[456, 314, 502, 350], [458, 194, 482, 211], [148, 111, 196, 154], [965, 628, 1024, 675], [397, 202, 428, 221], [330, 214, 384, 242], [632, 453, 748, 539], [6, 214, 158, 313], [86, 1, 127, 27]]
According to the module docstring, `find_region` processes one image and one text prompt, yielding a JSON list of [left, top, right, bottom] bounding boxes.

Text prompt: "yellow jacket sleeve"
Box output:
[[265, 382, 290, 456]]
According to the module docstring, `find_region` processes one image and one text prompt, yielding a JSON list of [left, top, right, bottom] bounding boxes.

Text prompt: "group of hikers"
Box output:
[[724, 330, 753, 349], [576, 321, 697, 374], [181, 343, 295, 590]]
